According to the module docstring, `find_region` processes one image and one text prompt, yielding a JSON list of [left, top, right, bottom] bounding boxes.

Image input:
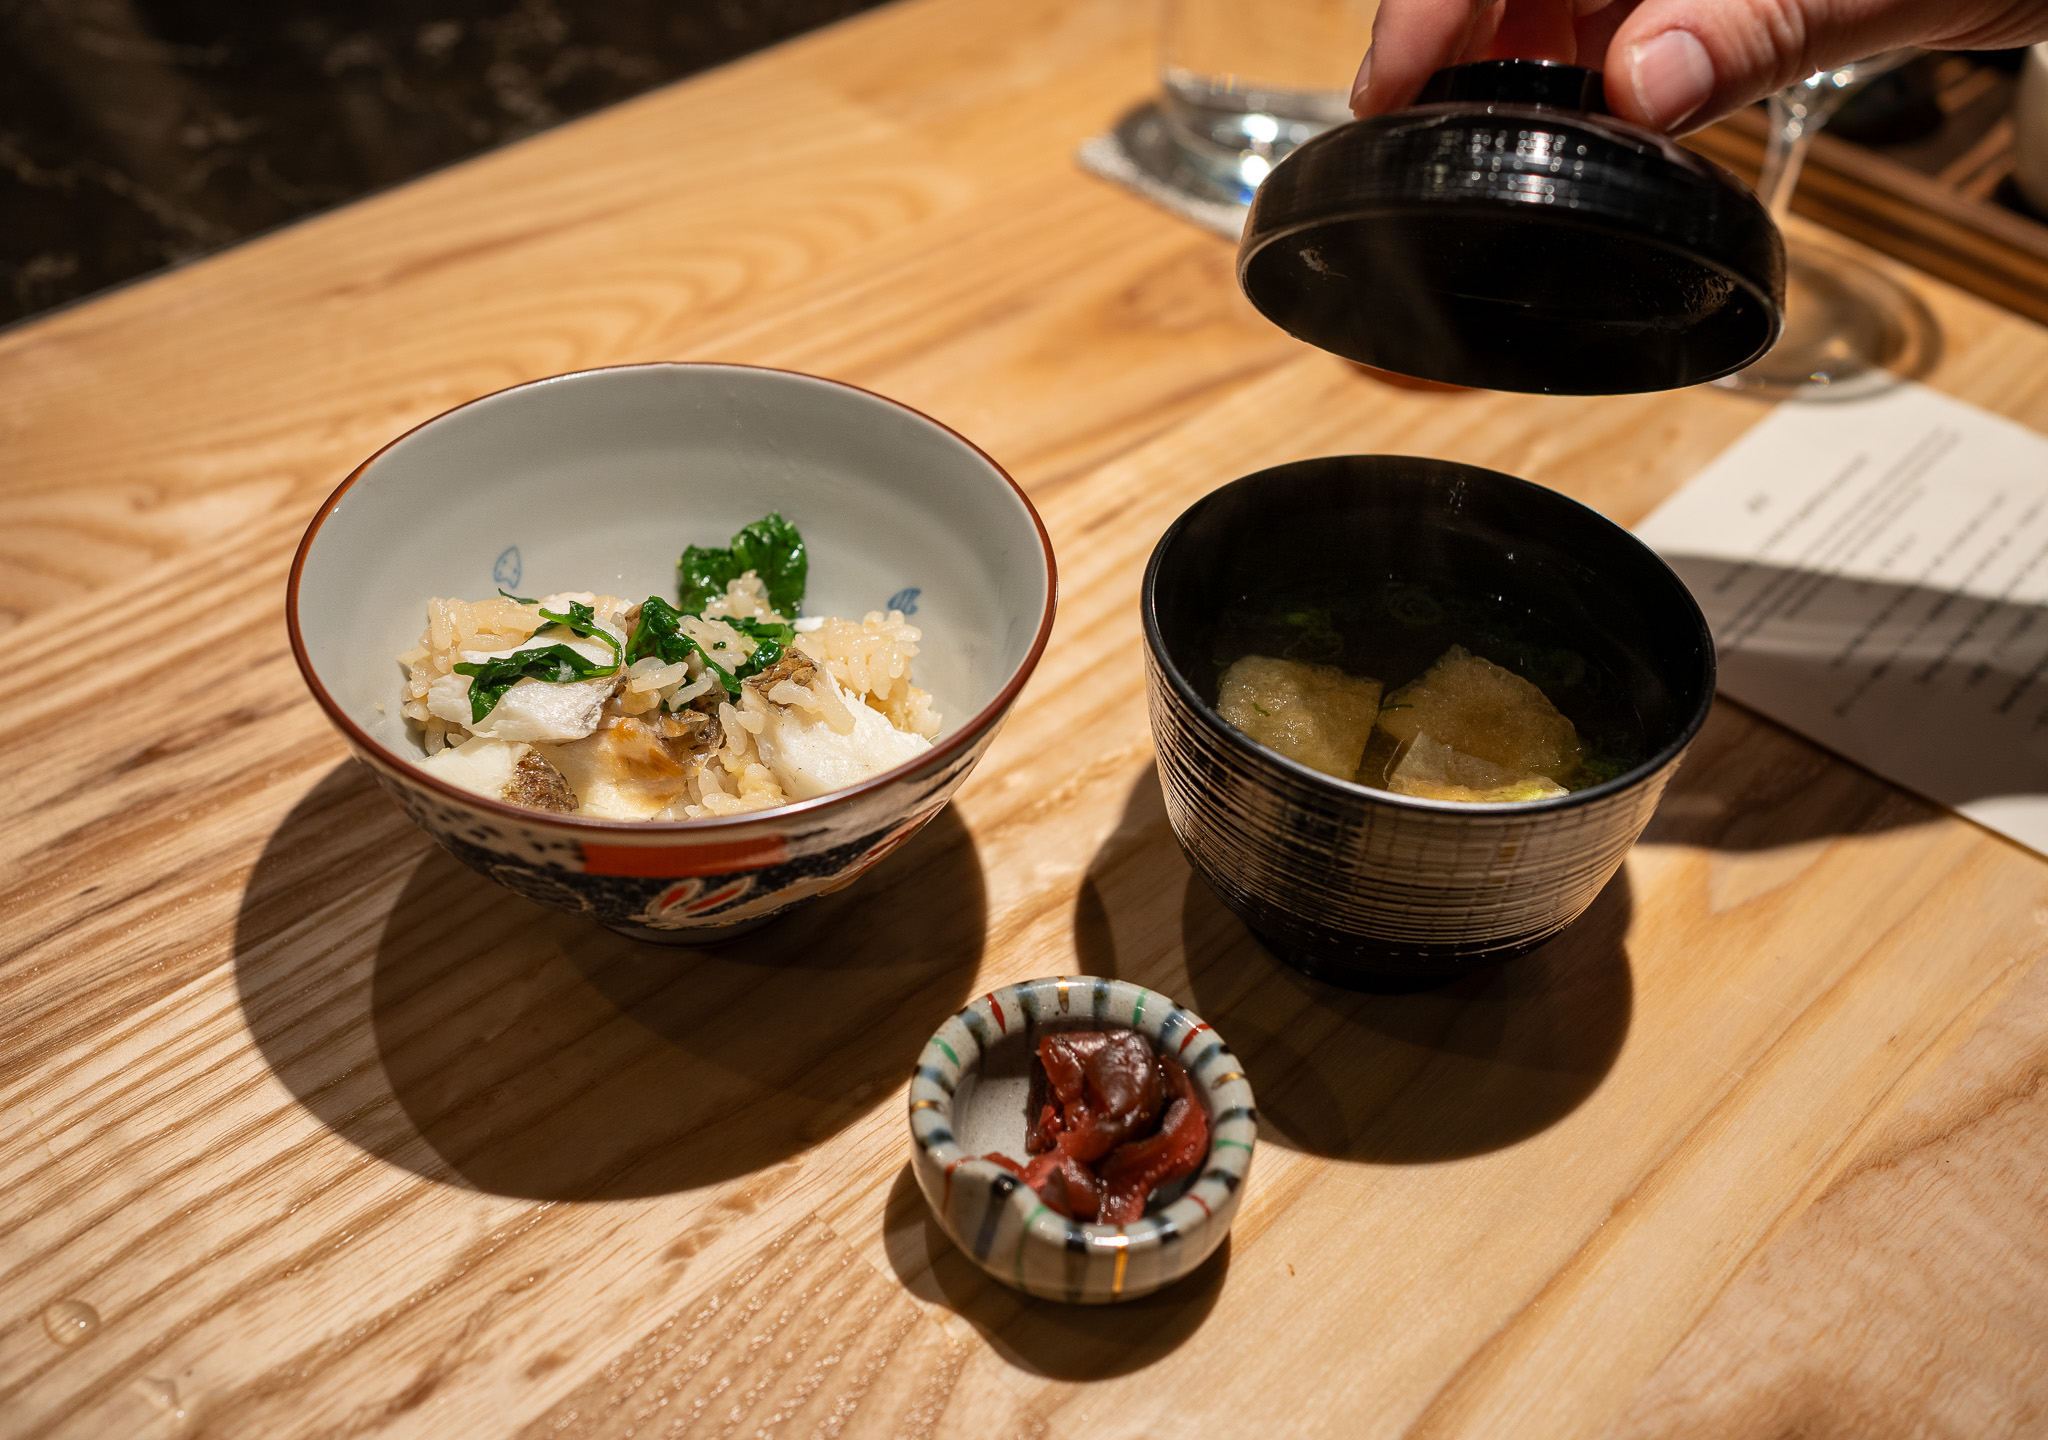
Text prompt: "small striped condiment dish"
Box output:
[[908, 977, 1255, 1303]]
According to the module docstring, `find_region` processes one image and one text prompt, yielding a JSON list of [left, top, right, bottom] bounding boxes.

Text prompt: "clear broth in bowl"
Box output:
[[1206, 577, 1649, 794]]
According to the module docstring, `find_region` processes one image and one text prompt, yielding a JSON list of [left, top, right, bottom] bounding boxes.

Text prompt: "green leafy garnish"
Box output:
[[496, 588, 622, 664], [1280, 606, 1343, 661], [453, 644, 618, 724], [678, 513, 807, 617], [726, 616, 798, 681], [1572, 751, 1630, 787], [626, 597, 740, 698], [535, 599, 621, 664]]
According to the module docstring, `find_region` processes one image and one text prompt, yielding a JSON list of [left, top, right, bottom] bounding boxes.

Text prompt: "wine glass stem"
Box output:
[[1755, 90, 1813, 223]]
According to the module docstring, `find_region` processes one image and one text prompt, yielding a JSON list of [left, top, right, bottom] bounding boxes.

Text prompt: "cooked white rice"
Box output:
[[399, 574, 940, 820]]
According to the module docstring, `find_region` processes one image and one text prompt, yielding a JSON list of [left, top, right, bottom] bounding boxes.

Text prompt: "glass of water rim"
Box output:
[[1161, 0, 1380, 200]]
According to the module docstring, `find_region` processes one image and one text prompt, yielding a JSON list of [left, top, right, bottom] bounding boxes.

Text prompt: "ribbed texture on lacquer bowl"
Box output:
[[1141, 454, 1714, 989], [1149, 660, 1677, 972]]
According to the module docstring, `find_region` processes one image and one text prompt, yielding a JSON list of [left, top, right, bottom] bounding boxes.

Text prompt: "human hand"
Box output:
[[1350, 0, 2048, 133]]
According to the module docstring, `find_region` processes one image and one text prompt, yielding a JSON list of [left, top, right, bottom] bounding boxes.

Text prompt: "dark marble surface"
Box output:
[[1, 0, 892, 327]]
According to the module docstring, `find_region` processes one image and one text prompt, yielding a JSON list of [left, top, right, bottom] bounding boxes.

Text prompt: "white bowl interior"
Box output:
[[297, 365, 1050, 766]]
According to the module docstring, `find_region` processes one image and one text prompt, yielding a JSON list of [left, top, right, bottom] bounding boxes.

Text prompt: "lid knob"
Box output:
[[1413, 57, 1610, 112]]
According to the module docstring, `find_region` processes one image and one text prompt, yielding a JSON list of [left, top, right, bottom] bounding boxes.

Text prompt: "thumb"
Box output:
[[1602, 0, 2040, 132]]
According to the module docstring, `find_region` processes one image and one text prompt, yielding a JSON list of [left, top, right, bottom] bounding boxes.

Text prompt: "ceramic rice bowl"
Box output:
[[1143, 454, 1713, 989], [290, 364, 1055, 941], [908, 976, 1256, 1303]]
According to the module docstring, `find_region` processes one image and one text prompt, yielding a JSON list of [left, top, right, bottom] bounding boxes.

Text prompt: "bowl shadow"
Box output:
[[1178, 865, 1634, 1161], [879, 1164, 1227, 1380], [234, 760, 988, 1199], [1076, 766, 1634, 1162]]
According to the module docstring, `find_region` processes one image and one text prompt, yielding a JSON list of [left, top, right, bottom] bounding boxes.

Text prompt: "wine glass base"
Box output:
[[1717, 245, 1939, 398], [1077, 102, 1250, 241]]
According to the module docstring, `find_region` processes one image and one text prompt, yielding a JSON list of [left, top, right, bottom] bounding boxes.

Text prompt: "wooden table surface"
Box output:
[[7, 2, 2048, 1435]]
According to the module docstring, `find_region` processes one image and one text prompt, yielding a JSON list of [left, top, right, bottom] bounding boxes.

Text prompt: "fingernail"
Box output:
[[1349, 49, 1373, 114], [1627, 30, 1713, 129]]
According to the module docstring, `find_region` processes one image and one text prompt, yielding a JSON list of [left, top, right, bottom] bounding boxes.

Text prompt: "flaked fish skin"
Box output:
[[502, 750, 579, 814]]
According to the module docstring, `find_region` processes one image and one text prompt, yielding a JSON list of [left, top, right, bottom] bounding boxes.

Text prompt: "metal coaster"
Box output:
[[1076, 101, 1246, 242]]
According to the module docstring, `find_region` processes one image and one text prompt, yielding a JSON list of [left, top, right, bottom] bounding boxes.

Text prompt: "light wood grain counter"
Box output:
[[5, 1, 2048, 1435]]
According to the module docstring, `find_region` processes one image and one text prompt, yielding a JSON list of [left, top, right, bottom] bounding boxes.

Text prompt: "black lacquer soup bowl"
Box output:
[[1142, 455, 1713, 989]]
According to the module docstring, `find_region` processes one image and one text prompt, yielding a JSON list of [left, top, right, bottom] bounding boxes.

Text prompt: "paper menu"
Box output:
[[1633, 382, 2048, 856]]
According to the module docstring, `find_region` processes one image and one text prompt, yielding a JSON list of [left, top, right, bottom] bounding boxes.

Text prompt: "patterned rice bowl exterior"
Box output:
[[908, 976, 1255, 1304], [345, 726, 991, 942]]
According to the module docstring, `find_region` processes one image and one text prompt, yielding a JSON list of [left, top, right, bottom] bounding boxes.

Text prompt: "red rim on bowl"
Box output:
[[287, 362, 1059, 833]]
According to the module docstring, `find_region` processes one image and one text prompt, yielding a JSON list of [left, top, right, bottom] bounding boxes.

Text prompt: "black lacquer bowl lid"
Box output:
[[1238, 59, 1785, 394]]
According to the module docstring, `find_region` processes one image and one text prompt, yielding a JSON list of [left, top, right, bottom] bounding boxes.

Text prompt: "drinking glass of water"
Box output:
[[1159, 0, 1379, 201]]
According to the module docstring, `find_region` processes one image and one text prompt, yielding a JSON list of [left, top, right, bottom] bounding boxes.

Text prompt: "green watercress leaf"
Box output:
[[452, 643, 619, 724], [536, 599, 621, 664], [625, 597, 740, 699], [677, 512, 807, 617], [727, 616, 797, 682], [495, 588, 622, 663]]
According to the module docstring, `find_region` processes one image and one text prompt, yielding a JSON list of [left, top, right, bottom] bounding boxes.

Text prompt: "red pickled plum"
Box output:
[[981, 1028, 1208, 1223]]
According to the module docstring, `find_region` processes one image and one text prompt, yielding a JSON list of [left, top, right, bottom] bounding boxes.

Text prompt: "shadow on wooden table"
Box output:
[[235, 760, 987, 1200], [1076, 767, 1634, 1162], [880, 1164, 1228, 1379], [1176, 870, 1634, 1162]]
